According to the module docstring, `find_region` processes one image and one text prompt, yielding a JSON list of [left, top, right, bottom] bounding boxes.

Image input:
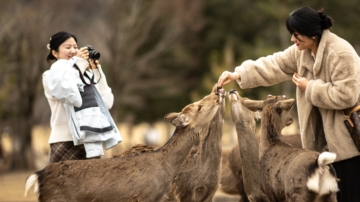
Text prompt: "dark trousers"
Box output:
[[332, 155, 360, 202]]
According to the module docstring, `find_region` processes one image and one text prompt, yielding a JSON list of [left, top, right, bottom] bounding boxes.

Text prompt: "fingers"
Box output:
[[292, 73, 299, 85], [217, 71, 229, 87], [88, 59, 99, 69], [218, 71, 239, 87], [77, 47, 89, 60]]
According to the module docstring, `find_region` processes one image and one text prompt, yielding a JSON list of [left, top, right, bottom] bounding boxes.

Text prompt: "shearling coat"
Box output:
[[235, 29, 360, 161]]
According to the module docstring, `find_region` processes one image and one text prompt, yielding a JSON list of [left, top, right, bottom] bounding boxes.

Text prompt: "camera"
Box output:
[[86, 45, 101, 60]]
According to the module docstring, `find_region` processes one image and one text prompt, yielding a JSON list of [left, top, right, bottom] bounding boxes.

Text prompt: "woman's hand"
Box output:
[[217, 71, 240, 87], [89, 59, 99, 69], [77, 47, 89, 60], [292, 73, 308, 91]]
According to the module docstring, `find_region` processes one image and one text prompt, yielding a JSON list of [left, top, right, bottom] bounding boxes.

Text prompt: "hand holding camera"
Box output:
[[86, 45, 101, 69], [76, 45, 101, 69]]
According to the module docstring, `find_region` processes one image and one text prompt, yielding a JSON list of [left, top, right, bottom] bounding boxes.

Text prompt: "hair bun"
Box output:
[[318, 9, 333, 29]]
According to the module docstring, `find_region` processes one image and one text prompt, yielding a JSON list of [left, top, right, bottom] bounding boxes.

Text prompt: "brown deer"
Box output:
[[24, 86, 225, 202], [112, 85, 226, 202], [242, 94, 338, 202], [227, 89, 270, 202], [220, 134, 302, 201], [168, 85, 226, 202]]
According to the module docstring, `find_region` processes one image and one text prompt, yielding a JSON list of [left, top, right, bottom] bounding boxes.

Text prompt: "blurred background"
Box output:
[[0, 0, 359, 175]]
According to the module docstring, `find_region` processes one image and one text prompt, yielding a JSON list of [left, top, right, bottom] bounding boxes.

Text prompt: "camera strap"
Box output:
[[73, 64, 94, 86]]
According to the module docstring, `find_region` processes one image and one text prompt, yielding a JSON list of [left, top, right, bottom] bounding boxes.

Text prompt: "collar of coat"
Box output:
[[302, 29, 331, 76]]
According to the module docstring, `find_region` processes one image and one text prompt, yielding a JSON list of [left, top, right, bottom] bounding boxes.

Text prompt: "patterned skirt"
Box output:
[[49, 141, 87, 163]]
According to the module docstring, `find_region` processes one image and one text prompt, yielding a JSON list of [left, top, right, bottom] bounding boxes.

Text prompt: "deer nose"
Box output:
[[229, 89, 236, 94]]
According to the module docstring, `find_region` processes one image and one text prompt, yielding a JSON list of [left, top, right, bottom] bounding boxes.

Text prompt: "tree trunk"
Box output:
[[10, 119, 34, 170]]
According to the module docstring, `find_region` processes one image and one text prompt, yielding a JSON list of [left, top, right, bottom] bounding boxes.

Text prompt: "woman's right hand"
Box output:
[[76, 47, 89, 60], [217, 71, 240, 87]]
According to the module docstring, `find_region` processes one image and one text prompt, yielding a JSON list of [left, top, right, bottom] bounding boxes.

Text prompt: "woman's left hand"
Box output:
[[292, 73, 308, 91], [89, 59, 99, 69]]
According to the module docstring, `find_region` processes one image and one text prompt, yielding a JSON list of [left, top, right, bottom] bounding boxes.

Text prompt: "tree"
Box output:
[[101, 0, 205, 123]]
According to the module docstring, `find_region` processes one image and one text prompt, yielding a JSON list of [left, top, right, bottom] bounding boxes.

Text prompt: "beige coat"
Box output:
[[235, 30, 360, 161]]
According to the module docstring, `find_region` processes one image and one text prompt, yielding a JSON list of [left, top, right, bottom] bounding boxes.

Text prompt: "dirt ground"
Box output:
[[0, 170, 240, 202], [0, 171, 37, 202]]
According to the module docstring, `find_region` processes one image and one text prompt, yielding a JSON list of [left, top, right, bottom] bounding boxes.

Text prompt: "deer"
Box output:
[[220, 90, 301, 201], [226, 89, 270, 202], [24, 85, 225, 202], [168, 85, 226, 202], [242, 94, 338, 202]]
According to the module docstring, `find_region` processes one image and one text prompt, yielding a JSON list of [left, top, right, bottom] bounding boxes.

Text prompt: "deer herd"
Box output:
[[25, 85, 339, 202]]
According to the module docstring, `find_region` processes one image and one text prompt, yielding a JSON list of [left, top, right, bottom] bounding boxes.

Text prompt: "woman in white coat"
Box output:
[[43, 31, 120, 163]]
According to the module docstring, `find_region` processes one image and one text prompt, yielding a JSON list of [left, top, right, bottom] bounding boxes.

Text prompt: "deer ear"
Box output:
[[242, 100, 263, 112], [164, 113, 189, 127], [277, 99, 295, 110]]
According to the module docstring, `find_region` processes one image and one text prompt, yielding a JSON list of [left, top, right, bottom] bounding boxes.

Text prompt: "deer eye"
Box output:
[[198, 106, 202, 111]]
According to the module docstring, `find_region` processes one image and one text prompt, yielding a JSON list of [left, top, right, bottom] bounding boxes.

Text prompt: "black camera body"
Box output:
[[86, 45, 101, 60]]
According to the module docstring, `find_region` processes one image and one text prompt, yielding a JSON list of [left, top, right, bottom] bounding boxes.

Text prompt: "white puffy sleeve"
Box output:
[[93, 65, 114, 109], [43, 57, 86, 107]]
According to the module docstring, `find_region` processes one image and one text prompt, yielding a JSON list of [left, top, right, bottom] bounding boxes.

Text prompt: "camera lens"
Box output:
[[86, 45, 101, 60], [89, 51, 100, 60]]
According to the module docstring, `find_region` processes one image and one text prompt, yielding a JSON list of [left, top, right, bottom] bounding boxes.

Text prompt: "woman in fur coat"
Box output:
[[217, 6, 360, 202]]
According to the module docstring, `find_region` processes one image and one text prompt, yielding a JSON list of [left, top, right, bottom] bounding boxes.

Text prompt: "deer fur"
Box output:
[[112, 144, 156, 158], [220, 135, 302, 202], [223, 90, 300, 201], [226, 90, 270, 202], [24, 86, 224, 202], [242, 94, 338, 202], [168, 85, 226, 202], [112, 85, 226, 202]]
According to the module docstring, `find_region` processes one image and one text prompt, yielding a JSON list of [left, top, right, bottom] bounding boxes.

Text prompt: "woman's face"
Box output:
[[51, 37, 78, 60], [291, 32, 317, 53]]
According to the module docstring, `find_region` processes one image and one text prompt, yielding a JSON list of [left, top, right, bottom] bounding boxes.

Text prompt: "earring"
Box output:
[[312, 37, 316, 40]]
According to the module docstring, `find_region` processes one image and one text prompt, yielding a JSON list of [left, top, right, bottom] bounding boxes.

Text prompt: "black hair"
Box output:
[[46, 31, 77, 61], [286, 7, 333, 40]]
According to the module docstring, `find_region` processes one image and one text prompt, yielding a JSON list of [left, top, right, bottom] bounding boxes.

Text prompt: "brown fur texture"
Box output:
[[227, 90, 270, 202], [24, 86, 225, 202], [169, 85, 226, 202], [113, 86, 226, 202], [243, 95, 338, 202], [112, 144, 156, 158], [220, 134, 302, 202]]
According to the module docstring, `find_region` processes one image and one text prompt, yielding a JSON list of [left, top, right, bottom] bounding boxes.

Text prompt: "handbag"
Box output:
[[343, 105, 360, 151]]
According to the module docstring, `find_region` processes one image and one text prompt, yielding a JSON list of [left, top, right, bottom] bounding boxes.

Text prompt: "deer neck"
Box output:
[[199, 118, 223, 164], [159, 126, 202, 173], [259, 113, 281, 159]]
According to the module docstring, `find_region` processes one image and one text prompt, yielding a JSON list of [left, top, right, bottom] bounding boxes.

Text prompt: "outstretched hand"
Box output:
[[217, 71, 240, 87]]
